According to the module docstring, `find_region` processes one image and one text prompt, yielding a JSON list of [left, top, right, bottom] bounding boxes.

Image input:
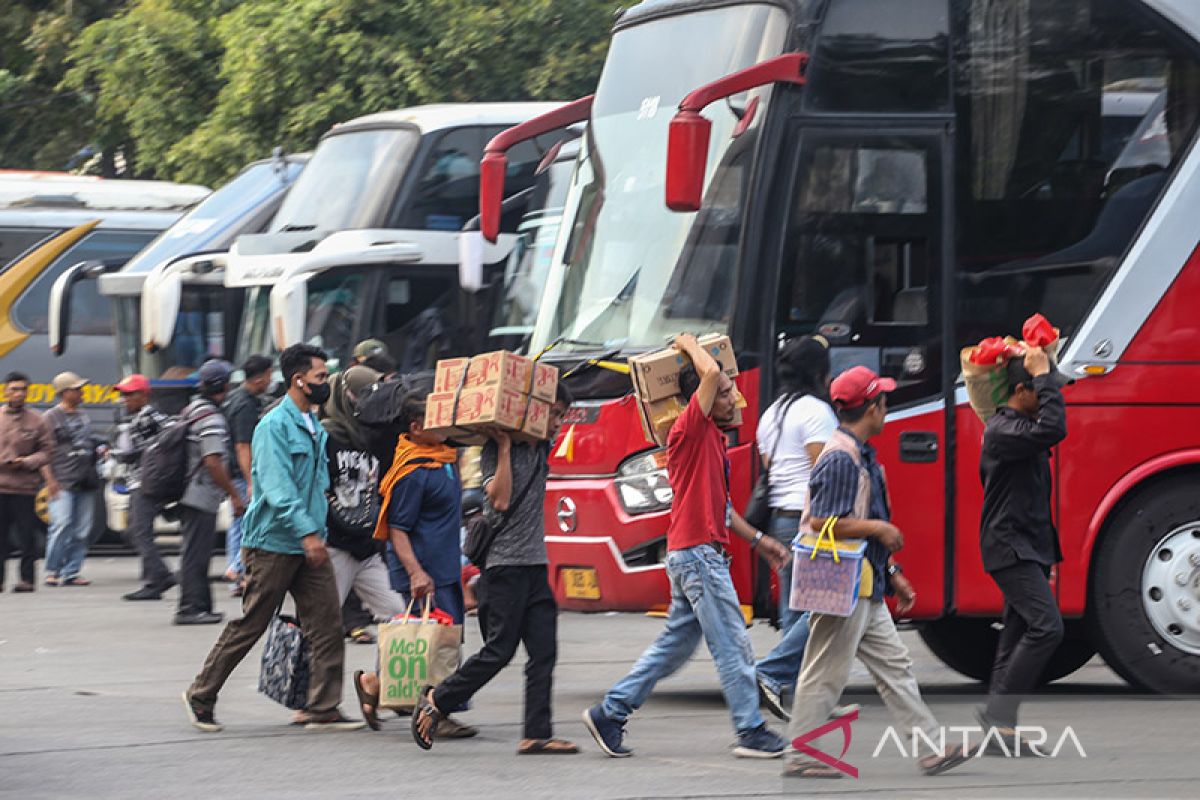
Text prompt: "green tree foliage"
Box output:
[[0, 0, 618, 185]]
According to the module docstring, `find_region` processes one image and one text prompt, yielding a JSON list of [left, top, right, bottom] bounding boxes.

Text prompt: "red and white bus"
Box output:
[[481, 0, 1200, 693]]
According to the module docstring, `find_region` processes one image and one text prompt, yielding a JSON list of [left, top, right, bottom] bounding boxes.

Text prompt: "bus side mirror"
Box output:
[[664, 52, 808, 214], [270, 273, 309, 351], [142, 270, 182, 352], [479, 152, 508, 245], [666, 111, 713, 213]]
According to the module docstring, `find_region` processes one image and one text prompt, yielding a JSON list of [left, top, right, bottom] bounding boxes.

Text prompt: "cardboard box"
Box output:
[[638, 395, 687, 446], [432, 358, 470, 394], [422, 392, 486, 445], [629, 334, 738, 403], [462, 350, 559, 403]]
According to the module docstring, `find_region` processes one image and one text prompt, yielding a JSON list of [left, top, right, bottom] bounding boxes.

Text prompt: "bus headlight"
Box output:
[[615, 449, 673, 514]]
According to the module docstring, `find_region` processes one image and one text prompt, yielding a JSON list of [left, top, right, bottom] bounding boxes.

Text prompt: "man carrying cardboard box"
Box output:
[[584, 334, 792, 759]]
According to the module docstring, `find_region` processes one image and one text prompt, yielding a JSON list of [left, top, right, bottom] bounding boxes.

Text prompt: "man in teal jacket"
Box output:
[[183, 343, 363, 733]]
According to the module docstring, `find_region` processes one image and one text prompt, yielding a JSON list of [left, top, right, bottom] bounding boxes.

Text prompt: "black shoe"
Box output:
[[174, 611, 224, 625], [123, 586, 163, 601], [182, 691, 223, 732], [157, 574, 178, 593]]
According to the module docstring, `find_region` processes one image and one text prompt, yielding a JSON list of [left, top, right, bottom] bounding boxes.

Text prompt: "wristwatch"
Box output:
[[887, 563, 903, 577], [750, 530, 764, 549]]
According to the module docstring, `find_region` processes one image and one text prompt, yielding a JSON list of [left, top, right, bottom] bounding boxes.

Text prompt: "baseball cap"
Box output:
[[115, 374, 151, 394], [353, 339, 388, 361], [52, 372, 88, 393], [197, 359, 234, 387], [343, 365, 382, 396], [830, 366, 896, 409]]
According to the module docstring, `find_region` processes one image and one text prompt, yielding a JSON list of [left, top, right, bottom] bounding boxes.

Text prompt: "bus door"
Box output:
[[773, 124, 953, 617]]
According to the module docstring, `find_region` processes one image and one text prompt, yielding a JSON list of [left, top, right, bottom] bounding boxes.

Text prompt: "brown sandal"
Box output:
[[920, 744, 973, 776], [411, 685, 442, 750], [518, 738, 580, 755], [784, 763, 845, 779], [353, 671, 380, 731]]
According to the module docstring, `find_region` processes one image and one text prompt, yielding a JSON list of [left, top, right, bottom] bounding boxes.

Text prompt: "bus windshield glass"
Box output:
[[235, 273, 366, 372], [530, 4, 788, 353], [271, 128, 419, 232]]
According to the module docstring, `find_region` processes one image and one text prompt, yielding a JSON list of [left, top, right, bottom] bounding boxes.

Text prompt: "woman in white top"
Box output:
[[754, 336, 838, 720]]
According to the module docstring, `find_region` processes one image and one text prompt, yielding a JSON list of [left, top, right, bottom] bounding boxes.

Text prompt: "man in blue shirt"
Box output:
[[183, 343, 363, 733], [784, 367, 971, 779]]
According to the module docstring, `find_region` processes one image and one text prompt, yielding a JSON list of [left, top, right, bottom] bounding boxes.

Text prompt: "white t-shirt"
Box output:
[[756, 394, 838, 511]]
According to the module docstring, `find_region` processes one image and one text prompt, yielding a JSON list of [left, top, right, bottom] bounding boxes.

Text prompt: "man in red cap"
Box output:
[[784, 366, 971, 779], [114, 374, 175, 601]]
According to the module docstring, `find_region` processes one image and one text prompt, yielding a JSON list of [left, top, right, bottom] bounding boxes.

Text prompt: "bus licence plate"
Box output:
[[562, 568, 600, 600]]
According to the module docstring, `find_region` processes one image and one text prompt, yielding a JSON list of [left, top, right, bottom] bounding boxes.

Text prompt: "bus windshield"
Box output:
[[235, 272, 367, 372], [271, 128, 419, 232], [530, 4, 788, 353]]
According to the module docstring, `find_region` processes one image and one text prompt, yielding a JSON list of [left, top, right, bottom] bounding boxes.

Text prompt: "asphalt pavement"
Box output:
[[1, 556, 1195, 800]]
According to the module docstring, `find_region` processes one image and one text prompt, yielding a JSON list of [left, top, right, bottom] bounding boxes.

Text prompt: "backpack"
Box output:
[[139, 403, 220, 503]]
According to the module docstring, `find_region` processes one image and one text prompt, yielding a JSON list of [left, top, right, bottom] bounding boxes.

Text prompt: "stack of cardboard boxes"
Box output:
[[629, 334, 741, 446], [424, 351, 559, 443]]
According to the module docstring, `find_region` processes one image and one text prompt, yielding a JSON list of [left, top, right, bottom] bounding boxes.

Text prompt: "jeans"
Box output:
[[602, 543, 764, 736], [385, 545, 466, 624], [986, 561, 1065, 727], [755, 510, 811, 695], [45, 489, 95, 580], [0, 493, 41, 586], [189, 548, 345, 716], [434, 565, 559, 739], [225, 478, 248, 575]]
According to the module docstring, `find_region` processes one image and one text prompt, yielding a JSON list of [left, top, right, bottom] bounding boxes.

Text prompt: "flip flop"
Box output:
[[784, 763, 845, 779], [61, 576, 91, 586], [353, 670, 381, 731], [411, 685, 442, 750], [518, 738, 580, 755], [920, 744, 972, 776]]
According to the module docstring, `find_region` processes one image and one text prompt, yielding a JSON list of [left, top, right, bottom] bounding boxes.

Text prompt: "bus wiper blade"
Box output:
[[279, 224, 316, 232]]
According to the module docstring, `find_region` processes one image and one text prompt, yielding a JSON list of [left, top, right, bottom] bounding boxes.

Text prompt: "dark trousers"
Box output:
[[0, 493, 40, 587], [189, 548, 345, 716], [178, 506, 218, 615], [433, 565, 558, 739], [126, 490, 171, 588], [986, 560, 1065, 727]]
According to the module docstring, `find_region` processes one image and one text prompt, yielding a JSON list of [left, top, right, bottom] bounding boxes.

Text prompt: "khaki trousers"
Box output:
[[188, 548, 345, 716], [786, 600, 940, 763]]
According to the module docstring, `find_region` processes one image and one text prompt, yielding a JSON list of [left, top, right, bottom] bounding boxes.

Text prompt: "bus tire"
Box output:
[[1088, 477, 1200, 693], [918, 617, 1095, 685]]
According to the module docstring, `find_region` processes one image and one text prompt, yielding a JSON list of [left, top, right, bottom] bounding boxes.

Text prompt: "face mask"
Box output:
[[301, 380, 330, 406]]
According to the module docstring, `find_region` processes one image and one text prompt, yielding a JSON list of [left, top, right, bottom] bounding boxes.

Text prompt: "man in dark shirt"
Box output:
[[115, 374, 175, 601], [221, 354, 272, 589], [978, 347, 1067, 739], [409, 383, 580, 755]]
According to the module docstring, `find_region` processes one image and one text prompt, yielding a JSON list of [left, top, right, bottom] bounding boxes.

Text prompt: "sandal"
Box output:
[[61, 576, 91, 587], [920, 744, 973, 776], [784, 762, 845, 779], [353, 670, 381, 731], [411, 685, 442, 750], [347, 627, 375, 645], [518, 738, 580, 755], [44, 575, 61, 587]]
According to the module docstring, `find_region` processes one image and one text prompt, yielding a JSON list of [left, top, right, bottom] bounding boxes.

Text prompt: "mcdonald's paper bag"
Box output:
[[376, 612, 462, 711]]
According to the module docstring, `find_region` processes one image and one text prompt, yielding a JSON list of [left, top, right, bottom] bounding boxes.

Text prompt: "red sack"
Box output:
[[1022, 313, 1058, 348], [968, 336, 1020, 366]]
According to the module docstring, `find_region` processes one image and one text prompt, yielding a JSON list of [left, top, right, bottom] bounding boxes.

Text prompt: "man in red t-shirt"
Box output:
[[584, 334, 791, 759]]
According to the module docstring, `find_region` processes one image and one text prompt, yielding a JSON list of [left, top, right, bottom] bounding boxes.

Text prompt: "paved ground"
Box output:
[[1, 556, 1195, 799]]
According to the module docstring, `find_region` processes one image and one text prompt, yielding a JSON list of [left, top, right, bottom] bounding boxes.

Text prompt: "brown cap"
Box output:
[[52, 372, 88, 393]]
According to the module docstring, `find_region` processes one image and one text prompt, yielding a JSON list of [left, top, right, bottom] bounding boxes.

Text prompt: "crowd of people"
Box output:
[[1, 330, 1068, 772]]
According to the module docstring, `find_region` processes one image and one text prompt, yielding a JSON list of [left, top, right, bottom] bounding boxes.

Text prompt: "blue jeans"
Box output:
[[756, 511, 811, 695], [225, 478, 248, 574], [386, 545, 467, 625], [602, 543, 764, 736], [45, 489, 95, 580]]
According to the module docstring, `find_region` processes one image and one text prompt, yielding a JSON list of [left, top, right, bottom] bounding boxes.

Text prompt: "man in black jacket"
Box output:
[[978, 346, 1067, 741]]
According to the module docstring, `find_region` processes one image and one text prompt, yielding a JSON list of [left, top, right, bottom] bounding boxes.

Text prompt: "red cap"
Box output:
[[830, 366, 896, 409], [115, 374, 151, 394]]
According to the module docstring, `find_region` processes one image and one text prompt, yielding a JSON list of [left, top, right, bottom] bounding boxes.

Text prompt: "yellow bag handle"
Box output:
[[809, 516, 841, 563]]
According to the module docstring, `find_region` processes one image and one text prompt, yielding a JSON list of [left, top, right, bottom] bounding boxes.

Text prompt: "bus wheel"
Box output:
[[918, 617, 1095, 685], [1089, 477, 1200, 693]]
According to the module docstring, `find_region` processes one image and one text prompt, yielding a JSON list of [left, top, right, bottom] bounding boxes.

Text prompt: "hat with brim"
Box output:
[[831, 366, 896, 409], [115, 374, 151, 394], [52, 372, 88, 393]]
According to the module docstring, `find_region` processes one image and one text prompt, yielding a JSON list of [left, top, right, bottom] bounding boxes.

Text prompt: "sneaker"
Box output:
[[123, 586, 163, 601], [173, 611, 224, 625], [757, 673, 789, 722], [582, 704, 632, 758], [832, 703, 860, 719], [305, 711, 366, 732], [181, 691, 222, 733], [733, 724, 787, 759]]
